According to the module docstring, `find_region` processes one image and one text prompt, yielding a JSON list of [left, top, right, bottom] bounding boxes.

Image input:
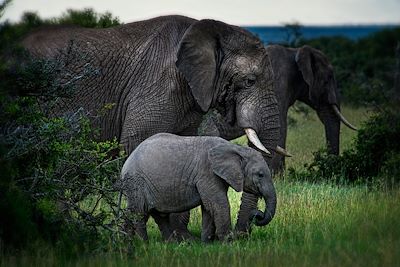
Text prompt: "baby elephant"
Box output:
[[120, 133, 276, 242]]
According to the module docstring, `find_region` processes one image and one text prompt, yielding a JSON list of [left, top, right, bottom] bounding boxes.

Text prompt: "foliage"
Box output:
[[0, 60, 126, 249], [1, 181, 399, 266], [296, 27, 400, 105], [0, 7, 120, 55], [53, 8, 120, 28], [288, 109, 400, 184], [282, 22, 303, 47], [0, 10, 126, 250]]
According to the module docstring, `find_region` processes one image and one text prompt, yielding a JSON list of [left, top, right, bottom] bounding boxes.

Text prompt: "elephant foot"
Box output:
[[235, 192, 258, 237], [218, 232, 235, 243], [234, 221, 252, 235], [233, 229, 251, 240], [166, 229, 197, 242], [234, 214, 254, 238]]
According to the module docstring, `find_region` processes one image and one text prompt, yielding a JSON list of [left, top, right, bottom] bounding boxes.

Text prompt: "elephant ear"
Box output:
[[208, 143, 244, 192], [296, 45, 334, 105], [295, 45, 317, 102], [176, 20, 225, 112]]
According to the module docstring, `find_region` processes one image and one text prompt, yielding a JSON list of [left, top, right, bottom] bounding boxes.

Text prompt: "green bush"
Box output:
[[55, 8, 120, 28], [0, 7, 120, 56], [289, 109, 400, 185], [0, 89, 125, 250], [0, 8, 125, 250]]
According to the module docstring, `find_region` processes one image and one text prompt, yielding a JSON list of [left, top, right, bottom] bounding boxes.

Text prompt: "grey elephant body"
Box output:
[[22, 15, 280, 153], [121, 133, 276, 242], [23, 16, 203, 151], [22, 15, 281, 239]]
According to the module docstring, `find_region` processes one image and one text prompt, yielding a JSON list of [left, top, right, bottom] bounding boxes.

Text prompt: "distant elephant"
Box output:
[[120, 133, 276, 242], [22, 16, 284, 240], [201, 44, 357, 171]]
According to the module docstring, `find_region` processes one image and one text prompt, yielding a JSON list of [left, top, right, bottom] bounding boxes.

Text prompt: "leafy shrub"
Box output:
[[0, 9, 125, 250], [55, 8, 120, 28], [289, 109, 400, 185], [0, 7, 120, 58], [0, 62, 126, 250]]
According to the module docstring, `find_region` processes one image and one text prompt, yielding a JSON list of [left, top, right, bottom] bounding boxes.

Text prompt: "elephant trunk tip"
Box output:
[[249, 209, 273, 227]]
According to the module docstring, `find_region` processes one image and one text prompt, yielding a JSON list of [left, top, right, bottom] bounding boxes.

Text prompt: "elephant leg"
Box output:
[[150, 211, 174, 241], [213, 203, 232, 241], [235, 192, 259, 236], [168, 212, 195, 241], [201, 205, 216, 242], [134, 213, 149, 241], [199, 189, 231, 241], [124, 209, 149, 241], [164, 122, 204, 241]]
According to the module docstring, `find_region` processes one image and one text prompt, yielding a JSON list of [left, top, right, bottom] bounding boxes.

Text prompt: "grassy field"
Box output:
[[2, 105, 400, 267], [284, 104, 372, 168]]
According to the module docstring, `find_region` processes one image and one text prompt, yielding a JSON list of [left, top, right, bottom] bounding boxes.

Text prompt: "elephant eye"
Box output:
[[257, 171, 264, 178], [245, 78, 256, 88]]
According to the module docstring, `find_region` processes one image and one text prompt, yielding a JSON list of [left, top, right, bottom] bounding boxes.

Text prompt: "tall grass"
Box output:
[[3, 181, 398, 267], [2, 105, 399, 267]]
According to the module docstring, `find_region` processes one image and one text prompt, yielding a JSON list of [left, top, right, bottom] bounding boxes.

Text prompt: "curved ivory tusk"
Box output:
[[332, 105, 358, 131], [273, 146, 293, 157], [244, 128, 271, 155]]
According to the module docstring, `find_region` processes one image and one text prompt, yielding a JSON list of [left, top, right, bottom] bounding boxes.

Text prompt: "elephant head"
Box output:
[[176, 19, 280, 155], [209, 143, 276, 226], [295, 45, 357, 154]]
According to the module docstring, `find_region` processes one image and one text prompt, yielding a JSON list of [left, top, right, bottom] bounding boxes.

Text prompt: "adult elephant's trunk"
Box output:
[[251, 181, 277, 226], [317, 105, 341, 155], [236, 92, 281, 158], [235, 90, 280, 233]]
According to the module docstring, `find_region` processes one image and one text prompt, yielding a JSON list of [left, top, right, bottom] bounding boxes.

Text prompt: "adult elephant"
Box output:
[[22, 15, 284, 239], [202, 44, 357, 171], [201, 44, 357, 233]]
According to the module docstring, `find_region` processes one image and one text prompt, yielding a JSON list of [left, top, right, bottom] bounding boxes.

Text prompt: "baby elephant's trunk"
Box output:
[[251, 181, 276, 226]]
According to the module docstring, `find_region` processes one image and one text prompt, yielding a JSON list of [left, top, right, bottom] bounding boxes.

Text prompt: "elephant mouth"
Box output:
[[244, 128, 292, 157]]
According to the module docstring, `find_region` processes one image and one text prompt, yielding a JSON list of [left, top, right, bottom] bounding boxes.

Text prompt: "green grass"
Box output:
[[285, 104, 372, 168], [2, 105, 399, 267]]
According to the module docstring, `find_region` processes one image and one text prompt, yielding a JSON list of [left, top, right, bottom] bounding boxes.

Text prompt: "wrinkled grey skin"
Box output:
[[202, 44, 342, 171], [120, 133, 276, 242], [201, 44, 344, 233], [22, 16, 280, 240]]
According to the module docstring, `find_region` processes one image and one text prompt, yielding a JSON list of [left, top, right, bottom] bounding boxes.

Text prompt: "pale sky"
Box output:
[[1, 0, 400, 26]]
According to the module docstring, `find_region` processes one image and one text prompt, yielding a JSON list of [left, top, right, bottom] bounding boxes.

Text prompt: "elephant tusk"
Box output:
[[244, 128, 271, 155], [332, 105, 358, 131], [273, 146, 293, 157]]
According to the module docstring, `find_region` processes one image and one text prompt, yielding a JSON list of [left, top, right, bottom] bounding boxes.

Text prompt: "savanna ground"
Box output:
[[2, 105, 399, 267]]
